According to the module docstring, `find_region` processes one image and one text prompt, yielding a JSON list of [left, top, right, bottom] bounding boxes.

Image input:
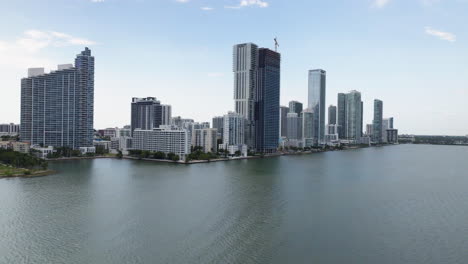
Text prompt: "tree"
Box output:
[[116, 150, 123, 159], [234, 150, 241, 157], [153, 151, 166, 159]]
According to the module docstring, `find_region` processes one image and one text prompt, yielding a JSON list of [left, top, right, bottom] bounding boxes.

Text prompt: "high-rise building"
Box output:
[[373, 99, 383, 143], [302, 109, 314, 147], [345, 90, 363, 141], [20, 48, 94, 149], [287, 113, 302, 140], [255, 48, 280, 153], [223, 112, 246, 147], [337, 93, 347, 139], [212, 116, 224, 141], [308, 69, 326, 145], [131, 97, 162, 136], [382, 118, 393, 143], [233, 43, 258, 149], [288, 101, 303, 116], [388, 117, 394, 129], [161, 105, 172, 125], [328, 105, 337, 125], [279, 106, 289, 138], [132, 126, 190, 160], [192, 128, 218, 153]]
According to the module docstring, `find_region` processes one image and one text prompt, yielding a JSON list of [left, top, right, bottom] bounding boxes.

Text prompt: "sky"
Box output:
[[0, 0, 467, 135]]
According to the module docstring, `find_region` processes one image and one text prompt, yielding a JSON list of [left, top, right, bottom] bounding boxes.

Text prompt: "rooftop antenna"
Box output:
[[274, 37, 279, 52]]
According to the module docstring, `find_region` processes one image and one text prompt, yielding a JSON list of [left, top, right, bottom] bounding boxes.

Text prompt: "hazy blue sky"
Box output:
[[0, 0, 467, 135]]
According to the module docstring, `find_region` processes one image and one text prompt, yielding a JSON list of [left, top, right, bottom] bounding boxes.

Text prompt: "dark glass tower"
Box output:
[[328, 105, 337, 125], [337, 93, 347, 139], [255, 48, 280, 153], [373, 99, 383, 143], [130, 97, 163, 136], [20, 48, 94, 149]]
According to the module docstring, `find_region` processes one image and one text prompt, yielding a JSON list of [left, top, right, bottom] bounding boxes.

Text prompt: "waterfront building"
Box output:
[[93, 140, 112, 151], [308, 69, 326, 145], [132, 126, 190, 160], [337, 93, 347, 139], [382, 118, 391, 143], [289, 101, 303, 116], [373, 99, 383, 143], [286, 113, 302, 140], [31, 146, 55, 159], [279, 106, 289, 138], [0, 123, 20, 136], [255, 48, 280, 154], [131, 97, 163, 136], [233, 43, 258, 149], [222, 112, 246, 147], [386, 129, 399, 144], [109, 136, 132, 154], [302, 109, 314, 147], [212, 116, 224, 141], [388, 117, 394, 129], [345, 90, 363, 141], [192, 128, 218, 153], [328, 105, 337, 125], [161, 105, 172, 126], [20, 48, 94, 149]]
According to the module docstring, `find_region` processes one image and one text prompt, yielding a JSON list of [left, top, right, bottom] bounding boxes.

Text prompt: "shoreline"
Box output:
[[47, 156, 117, 161], [123, 144, 383, 165], [0, 169, 57, 179]]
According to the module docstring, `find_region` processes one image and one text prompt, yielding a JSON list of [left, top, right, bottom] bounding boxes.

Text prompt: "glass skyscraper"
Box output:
[[328, 105, 337, 125], [373, 99, 383, 143], [308, 69, 326, 145], [20, 48, 95, 149], [345, 90, 363, 141], [255, 48, 280, 153], [337, 93, 347, 139], [233, 43, 258, 149]]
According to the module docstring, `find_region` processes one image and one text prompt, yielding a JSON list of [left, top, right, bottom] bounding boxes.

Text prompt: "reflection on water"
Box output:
[[0, 145, 467, 264]]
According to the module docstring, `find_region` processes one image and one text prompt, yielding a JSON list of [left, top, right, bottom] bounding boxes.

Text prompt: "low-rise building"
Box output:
[[132, 126, 190, 160], [93, 140, 112, 150], [32, 146, 56, 159], [12, 142, 30, 153], [0, 141, 30, 153]]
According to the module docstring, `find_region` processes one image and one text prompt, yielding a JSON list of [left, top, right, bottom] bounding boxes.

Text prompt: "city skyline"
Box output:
[[1, 0, 467, 135]]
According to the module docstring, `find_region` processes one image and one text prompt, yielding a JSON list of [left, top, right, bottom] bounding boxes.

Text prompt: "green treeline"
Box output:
[[0, 149, 48, 170], [128, 150, 180, 161]]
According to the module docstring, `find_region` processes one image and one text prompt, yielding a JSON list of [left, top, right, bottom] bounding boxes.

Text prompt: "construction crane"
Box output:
[[274, 37, 279, 52]]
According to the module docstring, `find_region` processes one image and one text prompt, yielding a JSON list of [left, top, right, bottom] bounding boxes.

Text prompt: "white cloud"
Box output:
[[425, 27, 456, 42], [373, 0, 392, 8], [226, 0, 269, 9], [0, 30, 96, 70], [91, 0, 105, 2], [175, 0, 189, 2], [201, 6, 214, 11]]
